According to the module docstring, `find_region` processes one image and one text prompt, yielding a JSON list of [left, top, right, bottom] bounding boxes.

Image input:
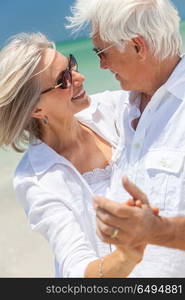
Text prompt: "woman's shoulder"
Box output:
[[13, 142, 65, 188], [13, 142, 87, 201]]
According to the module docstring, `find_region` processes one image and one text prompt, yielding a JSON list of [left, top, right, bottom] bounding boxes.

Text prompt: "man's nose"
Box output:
[[100, 57, 108, 69]]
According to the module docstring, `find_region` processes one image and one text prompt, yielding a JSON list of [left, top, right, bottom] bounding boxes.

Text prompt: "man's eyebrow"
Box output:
[[93, 47, 100, 52]]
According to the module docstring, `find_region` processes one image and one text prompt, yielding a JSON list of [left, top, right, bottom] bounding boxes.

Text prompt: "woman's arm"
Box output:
[[14, 177, 144, 278], [85, 245, 145, 278]]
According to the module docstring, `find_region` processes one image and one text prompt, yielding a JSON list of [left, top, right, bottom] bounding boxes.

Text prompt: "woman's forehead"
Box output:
[[42, 49, 67, 70], [40, 49, 68, 81]]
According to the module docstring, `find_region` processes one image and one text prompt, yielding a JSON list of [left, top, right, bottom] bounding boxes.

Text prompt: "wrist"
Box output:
[[148, 215, 171, 245], [116, 245, 144, 265]]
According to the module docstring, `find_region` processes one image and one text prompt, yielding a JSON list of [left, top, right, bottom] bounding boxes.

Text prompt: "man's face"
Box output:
[[93, 34, 148, 92]]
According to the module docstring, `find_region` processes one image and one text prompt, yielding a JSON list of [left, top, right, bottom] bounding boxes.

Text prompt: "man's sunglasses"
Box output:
[[41, 54, 78, 94], [93, 44, 114, 59]]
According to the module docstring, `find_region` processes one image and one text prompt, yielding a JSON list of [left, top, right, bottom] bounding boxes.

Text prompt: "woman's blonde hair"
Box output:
[[0, 32, 55, 152]]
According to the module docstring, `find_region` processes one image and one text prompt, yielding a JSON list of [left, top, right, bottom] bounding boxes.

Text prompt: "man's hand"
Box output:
[[94, 176, 159, 248], [123, 176, 159, 215]]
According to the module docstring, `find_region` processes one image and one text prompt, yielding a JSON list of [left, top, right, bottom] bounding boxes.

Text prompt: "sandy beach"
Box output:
[[0, 148, 54, 277]]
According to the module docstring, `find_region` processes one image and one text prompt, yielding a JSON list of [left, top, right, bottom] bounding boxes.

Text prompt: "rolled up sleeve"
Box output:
[[14, 178, 98, 277]]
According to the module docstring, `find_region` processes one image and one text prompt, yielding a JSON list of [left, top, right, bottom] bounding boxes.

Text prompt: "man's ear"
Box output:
[[31, 108, 43, 119], [132, 36, 148, 60]]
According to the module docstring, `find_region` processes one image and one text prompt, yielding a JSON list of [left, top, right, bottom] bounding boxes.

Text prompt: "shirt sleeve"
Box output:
[[13, 177, 99, 278]]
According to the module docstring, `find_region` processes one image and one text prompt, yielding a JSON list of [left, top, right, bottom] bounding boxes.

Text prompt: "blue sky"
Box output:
[[0, 0, 77, 46], [0, 0, 184, 47]]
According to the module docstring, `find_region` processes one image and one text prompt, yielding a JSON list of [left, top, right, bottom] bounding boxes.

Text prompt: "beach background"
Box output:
[[0, 1, 185, 277]]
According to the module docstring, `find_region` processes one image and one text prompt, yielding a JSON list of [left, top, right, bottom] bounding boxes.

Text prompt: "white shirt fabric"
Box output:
[[13, 90, 124, 278], [107, 55, 185, 277], [82, 163, 114, 264], [83, 164, 112, 194]]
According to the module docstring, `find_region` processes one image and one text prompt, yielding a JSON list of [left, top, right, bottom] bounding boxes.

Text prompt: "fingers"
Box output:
[[96, 206, 126, 229], [96, 212, 118, 237], [122, 176, 149, 205], [126, 198, 142, 208], [96, 218, 121, 245], [126, 198, 159, 215], [94, 195, 136, 218], [126, 198, 136, 206], [151, 206, 159, 215]]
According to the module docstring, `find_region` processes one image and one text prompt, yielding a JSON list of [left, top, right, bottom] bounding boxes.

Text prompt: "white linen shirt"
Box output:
[[107, 55, 185, 277], [13, 90, 124, 278]]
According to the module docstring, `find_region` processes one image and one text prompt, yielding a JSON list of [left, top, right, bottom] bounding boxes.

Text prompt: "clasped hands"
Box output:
[[94, 176, 159, 263]]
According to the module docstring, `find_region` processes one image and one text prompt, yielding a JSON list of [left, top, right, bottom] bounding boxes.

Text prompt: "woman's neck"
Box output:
[[41, 117, 88, 154]]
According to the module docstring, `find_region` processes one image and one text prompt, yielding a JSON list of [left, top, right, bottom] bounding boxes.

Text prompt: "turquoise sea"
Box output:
[[0, 20, 185, 277]]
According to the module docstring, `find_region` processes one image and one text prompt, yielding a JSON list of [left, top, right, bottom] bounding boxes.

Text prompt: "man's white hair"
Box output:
[[67, 0, 182, 60]]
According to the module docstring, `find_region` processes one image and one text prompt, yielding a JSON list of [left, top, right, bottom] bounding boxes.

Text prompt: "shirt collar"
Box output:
[[164, 54, 185, 101], [74, 96, 98, 122], [128, 91, 139, 105], [128, 54, 185, 105], [28, 141, 70, 175]]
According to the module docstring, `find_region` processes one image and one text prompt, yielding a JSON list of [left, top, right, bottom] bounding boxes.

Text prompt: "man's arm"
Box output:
[[148, 215, 185, 250], [94, 176, 185, 251]]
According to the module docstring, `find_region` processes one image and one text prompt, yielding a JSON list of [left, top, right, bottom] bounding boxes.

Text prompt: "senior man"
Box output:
[[68, 0, 185, 277]]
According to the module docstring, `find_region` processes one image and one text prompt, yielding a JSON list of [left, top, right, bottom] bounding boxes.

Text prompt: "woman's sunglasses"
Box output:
[[41, 54, 78, 94]]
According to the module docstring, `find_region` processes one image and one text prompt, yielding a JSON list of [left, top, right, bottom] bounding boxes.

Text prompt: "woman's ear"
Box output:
[[132, 36, 148, 60], [31, 108, 43, 119]]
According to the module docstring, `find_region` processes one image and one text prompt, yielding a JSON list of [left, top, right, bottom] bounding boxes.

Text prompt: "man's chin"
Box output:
[[119, 82, 129, 91]]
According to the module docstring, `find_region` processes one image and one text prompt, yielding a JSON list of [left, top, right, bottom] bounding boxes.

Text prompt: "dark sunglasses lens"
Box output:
[[69, 54, 78, 71], [57, 70, 72, 89], [93, 48, 102, 59]]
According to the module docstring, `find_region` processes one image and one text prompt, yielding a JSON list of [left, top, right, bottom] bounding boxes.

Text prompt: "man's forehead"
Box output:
[[92, 34, 109, 47]]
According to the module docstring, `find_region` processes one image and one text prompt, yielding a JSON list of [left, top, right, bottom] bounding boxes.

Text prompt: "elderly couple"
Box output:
[[0, 0, 185, 277]]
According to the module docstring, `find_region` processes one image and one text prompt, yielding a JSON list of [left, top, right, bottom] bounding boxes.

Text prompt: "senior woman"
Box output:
[[0, 32, 146, 277], [68, 0, 185, 277]]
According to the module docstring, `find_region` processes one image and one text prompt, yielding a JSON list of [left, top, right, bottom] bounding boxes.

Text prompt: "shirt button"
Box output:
[[134, 143, 140, 149], [160, 160, 168, 167]]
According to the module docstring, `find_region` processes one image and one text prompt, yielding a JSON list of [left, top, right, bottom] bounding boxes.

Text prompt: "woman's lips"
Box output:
[[72, 90, 86, 100]]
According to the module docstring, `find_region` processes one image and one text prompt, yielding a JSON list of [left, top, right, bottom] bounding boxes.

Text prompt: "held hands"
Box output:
[[94, 176, 159, 258]]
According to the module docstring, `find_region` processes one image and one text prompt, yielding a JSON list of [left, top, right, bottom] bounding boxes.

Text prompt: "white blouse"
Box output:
[[83, 164, 112, 194], [13, 90, 125, 277], [82, 145, 116, 193]]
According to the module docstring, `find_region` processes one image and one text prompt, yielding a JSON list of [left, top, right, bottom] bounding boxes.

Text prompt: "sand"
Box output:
[[0, 148, 54, 277]]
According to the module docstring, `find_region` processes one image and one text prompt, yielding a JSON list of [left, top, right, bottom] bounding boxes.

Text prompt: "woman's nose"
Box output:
[[72, 70, 85, 87]]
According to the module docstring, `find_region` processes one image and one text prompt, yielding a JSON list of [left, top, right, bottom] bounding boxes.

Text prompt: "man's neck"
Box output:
[[141, 55, 181, 111]]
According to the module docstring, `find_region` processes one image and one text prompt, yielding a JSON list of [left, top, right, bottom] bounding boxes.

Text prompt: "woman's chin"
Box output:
[[73, 94, 91, 113]]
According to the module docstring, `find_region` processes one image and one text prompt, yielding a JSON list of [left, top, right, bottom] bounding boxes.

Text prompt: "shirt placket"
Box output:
[[128, 88, 166, 185]]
